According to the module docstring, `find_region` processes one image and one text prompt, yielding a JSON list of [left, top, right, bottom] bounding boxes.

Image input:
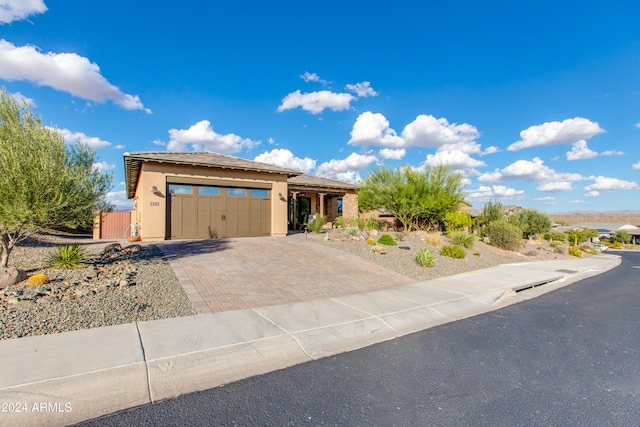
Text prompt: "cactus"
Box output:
[[27, 273, 50, 287]]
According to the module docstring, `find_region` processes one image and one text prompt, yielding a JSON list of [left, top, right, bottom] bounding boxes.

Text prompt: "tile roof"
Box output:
[[288, 174, 359, 192], [123, 152, 359, 199]]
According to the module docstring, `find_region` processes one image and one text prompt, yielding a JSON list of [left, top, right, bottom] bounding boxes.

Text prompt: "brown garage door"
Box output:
[[168, 184, 271, 239]]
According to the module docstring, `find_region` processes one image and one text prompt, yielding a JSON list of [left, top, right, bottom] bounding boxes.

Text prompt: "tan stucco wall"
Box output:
[[133, 162, 290, 240]]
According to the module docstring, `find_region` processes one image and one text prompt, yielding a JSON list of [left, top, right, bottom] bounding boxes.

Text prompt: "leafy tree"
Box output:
[[507, 208, 552, 238], [565, 228, 598, 246], [614, 230, 631, 244], [0, 89, 112, 268], [358, 164, 466, 232]]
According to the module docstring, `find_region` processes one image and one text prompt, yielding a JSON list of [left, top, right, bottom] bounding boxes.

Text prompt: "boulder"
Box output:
[[0, 267, 20, 290]]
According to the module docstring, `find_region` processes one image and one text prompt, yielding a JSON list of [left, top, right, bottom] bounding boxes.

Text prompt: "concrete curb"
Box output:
[[0, 255, 621, 427]]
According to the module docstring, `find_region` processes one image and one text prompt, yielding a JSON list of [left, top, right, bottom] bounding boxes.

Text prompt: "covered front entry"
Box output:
[[168, 183, 271, 239]]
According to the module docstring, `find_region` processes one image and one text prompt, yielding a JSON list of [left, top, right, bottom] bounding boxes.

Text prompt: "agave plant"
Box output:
[[49, 243, 90, 269]]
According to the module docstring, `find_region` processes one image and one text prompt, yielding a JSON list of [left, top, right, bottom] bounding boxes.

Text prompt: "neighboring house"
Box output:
[[123, 152, 359, 241], [555, 222, 640, 243]]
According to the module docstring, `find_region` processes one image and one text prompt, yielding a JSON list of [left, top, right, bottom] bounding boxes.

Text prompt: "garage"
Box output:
[[123, 151, 359, 242], [168, 184, 271, 239]]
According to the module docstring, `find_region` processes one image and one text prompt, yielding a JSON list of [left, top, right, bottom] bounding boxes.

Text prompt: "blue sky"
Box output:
[[1, 0, 639, 212]]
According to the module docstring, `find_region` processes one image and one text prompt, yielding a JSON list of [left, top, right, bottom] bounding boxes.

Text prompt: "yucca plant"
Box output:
[[307, 215, 327, 234], [448, 231, 477, 249], [415, 248, 435, 267], [49, 243, 89, 269]]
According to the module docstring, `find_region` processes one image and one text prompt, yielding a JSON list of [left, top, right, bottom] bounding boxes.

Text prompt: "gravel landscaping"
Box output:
[[0, 231, 196, 340], [306, 228, 574, 282], [1, 228, 576, 341]]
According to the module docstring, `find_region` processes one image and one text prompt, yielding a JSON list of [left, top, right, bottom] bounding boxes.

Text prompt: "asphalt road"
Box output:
[[79, 252, 640, 426]]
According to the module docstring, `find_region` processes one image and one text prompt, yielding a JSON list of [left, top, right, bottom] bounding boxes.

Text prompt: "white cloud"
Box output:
[[571, 199, 585, 204], [537, 181, 574, 192], [566, 140, 597, 160], [254, 148, 316, 173], [479, 157, 584, 192], [165, 120, 258, 153], [316, 152, 377, 182], [0, 0, 47, 24], [401, 114, 479, 148], [635, 123, 640, 129], [424, 149, 486, 171], [300, 71, 329, 84], [0, 39, 151, 112], [585, 176, 638, 191], [348, 112, 403, 147], [466, 185, 524, 202], [508, 117, 604, 151], [378, 148, 406, 160], [585, 191, 600, 197], [113, 144, 125, 149], [601, 150, 624, 156], [10, 91, 35, 106], [533, 196, 555, 202], [480, 146, 499, 155], [57, 128, 111, 149], [633, 162, 640, 170], [93, 161, 115, 172], [277, 90, 354, 114], [345, 81, 377, 98], [105, 189, 133, 209]]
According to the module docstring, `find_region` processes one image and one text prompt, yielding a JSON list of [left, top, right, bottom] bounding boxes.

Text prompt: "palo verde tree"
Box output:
[[507, 208, 552, 239], [358, 164, 466, 232], [0, 89, 112, 268]]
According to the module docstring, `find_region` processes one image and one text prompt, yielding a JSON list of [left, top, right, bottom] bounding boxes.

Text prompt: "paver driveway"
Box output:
[[158, 234, 414, 313]]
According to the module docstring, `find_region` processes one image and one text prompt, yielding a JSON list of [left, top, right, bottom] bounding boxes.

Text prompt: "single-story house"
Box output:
[[123, 151, 359, 241]]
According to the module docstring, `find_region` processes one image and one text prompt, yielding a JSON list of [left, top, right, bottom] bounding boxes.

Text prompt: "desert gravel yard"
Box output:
[[1, 228, 577, 340], [0, 231, 196, 340], [307, 229, 572, 282]]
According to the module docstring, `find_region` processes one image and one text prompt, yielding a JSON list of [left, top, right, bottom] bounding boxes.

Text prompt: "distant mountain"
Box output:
[[549, 210, 640, 215]]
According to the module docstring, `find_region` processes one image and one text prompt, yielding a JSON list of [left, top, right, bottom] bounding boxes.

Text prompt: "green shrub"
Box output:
[[346, 227, 361, 237], [377, 233, 398, 246], [307, 215, 327, 233], [473, 251, 481, 256], [488, 221, 522, 251], [371, 244, 387, 254], [415, 248, 435, 267], [440, 245, 466, 259], [366, 237, 376, 245], [448, 231, 477, 249], [362, 215, 382, 231], [546, 230, 567, 242], [49, 243, 89, 268], [334, 216, 345, 228], [568, 246, 582, 257], [613, 241, 622, 249]]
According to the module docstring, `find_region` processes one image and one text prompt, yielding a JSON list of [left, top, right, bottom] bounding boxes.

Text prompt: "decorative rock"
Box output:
[[0, 267, 20, 290], [103, 243, 122, 255], [369, 229, 379, 236], [5, 295, 19, 304]]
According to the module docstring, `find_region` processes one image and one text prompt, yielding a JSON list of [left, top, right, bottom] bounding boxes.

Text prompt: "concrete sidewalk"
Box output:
[[0, 255, 620, 427]]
